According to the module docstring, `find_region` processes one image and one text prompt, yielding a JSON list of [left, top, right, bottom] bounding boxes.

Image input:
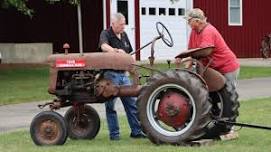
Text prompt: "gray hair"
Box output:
[[184, 8, 207, 22], [111, 13, 125, 23]]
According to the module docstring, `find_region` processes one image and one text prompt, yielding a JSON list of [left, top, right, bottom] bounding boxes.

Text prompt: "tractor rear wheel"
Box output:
[[204, 83, 240, 138], [64, 105, 100, 140], [137, 70, 212, 145], [30, 111, 67, 145]]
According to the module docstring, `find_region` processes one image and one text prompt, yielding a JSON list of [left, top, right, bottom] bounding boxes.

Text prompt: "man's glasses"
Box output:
[[188, 18, 194, 24]]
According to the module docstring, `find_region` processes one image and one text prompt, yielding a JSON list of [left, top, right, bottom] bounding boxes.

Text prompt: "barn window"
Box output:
[[178, 8, 185, 16], [117, 0, 129, 24], [141, 7, 146, 15], [159, 8, 166, 16], [169, 8, 175, 16], [228, 0, 243, 26], [149, 7, 156, 15]]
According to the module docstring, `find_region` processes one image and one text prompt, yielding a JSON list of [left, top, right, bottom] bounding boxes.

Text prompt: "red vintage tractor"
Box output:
[[30, 22, 240, 145]]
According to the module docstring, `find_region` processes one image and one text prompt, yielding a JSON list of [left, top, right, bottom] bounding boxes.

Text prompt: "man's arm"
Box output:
[[101, 43, 116, 53], [101, 43, 125, 53], [99, 30, 125, 53]]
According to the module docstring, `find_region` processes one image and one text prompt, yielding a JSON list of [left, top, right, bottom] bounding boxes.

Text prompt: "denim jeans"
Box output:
[[103, 71, 142, 139], [224, 68, 240, 89]]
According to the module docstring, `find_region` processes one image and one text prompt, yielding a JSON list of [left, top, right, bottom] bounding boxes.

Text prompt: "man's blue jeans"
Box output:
[[103, 71, 142, 139]]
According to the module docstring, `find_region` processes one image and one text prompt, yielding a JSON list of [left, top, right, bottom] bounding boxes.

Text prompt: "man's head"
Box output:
[[184, 8, 207, 30], [111, 13, 126, 34]]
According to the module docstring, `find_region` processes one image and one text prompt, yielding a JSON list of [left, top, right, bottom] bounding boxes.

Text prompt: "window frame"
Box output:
[[228, 0, 243, 26]]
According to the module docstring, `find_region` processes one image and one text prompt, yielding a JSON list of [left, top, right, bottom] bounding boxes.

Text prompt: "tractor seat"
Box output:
[[175, 46, 214, 59]]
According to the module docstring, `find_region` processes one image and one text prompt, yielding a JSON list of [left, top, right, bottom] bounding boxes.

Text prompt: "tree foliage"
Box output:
[[1, 0, 33, 16], [1, 0, 179, 17], [0, 0, 79, 16]]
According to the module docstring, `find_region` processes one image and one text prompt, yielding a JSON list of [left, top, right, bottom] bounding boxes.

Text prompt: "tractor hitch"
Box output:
[[217, 119, 271, 131]]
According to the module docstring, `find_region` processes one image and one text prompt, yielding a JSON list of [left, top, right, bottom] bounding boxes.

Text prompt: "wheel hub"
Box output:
[[39, 120, 59, 142], [158, 91, 190, 128]]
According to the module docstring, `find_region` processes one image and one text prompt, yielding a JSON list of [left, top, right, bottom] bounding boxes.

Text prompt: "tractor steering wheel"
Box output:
[[156, 22, 174, 47]]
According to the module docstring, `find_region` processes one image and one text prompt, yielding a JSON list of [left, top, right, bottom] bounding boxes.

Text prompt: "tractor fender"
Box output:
[[176, 69, 208, 90], [202, 68, 226, 92], [175, 68, 225, 92]]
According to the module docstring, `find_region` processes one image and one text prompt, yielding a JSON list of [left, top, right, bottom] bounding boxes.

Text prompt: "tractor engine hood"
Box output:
[[48, 52, 136, 71], [47, 52, 141, 96]]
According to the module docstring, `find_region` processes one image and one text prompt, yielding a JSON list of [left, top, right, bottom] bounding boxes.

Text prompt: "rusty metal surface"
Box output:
[[96, 78, 141, 99], [38, 119, 60, 144], [179, 69, 208, 90], [48, 68, 58, 94], [158, 91, 190, 128], [95, 65, 141, 98], [48, 52, 138, 94], [175, 46, 214, 59], [96, 79, 119, 98], [202, 68, 226, 92], [181, 59, 225, 92], [118, 85, 142, 97], [48, 52, 136, 71]]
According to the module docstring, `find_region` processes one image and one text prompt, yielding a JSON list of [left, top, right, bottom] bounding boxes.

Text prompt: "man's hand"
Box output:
[[181, 57, 193, 68], [101, 43, 127, 54], [175, 58, 182, 68], [175, 57, 192, 68], [115, 48, 126, 54], [175, 58, 181, 65]]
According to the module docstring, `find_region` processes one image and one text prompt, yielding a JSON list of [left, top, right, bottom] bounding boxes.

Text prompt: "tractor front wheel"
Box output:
[[64, 105, 100, 140], [30, 111, 68, 145]]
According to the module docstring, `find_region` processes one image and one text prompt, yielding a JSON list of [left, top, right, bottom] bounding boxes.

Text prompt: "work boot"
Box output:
[[130, 132, 146, 139]]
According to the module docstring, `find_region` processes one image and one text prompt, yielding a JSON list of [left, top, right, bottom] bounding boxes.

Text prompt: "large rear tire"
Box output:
[[30, 111, 68, 145], [137, 70, 212, 145], [64, 105, 100, 140], [204, 83, 240, 138]]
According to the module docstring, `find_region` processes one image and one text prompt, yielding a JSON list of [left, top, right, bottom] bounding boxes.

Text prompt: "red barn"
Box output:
[[0, 0, 269, 60], [194, 0, 271, 58]]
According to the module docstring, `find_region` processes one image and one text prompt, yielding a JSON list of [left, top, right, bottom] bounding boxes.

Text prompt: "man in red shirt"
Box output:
[[179, 8, 240, 138], [183, 8, 240, 87]]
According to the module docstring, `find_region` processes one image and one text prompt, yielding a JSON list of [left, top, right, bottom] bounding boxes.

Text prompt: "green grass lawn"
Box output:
[[0, 65, 271, 105], [0, 66, 53, 105], [1, 97, 271, 152], [239, 66, 271, 79]]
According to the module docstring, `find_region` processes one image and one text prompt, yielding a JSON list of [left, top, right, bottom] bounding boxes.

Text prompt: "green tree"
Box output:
[[1, 0, 179, 16], [1, 0, 33, 16], [0, 0, 79, 16]]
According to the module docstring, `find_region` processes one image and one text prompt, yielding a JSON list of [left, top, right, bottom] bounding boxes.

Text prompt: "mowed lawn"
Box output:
[[0, 97, 271, 152], [0, 65, 53, 105], [0, 64, 271, 105]]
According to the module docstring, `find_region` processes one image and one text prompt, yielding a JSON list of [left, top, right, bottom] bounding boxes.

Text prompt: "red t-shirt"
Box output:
[[188, 24, 239, 74]]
